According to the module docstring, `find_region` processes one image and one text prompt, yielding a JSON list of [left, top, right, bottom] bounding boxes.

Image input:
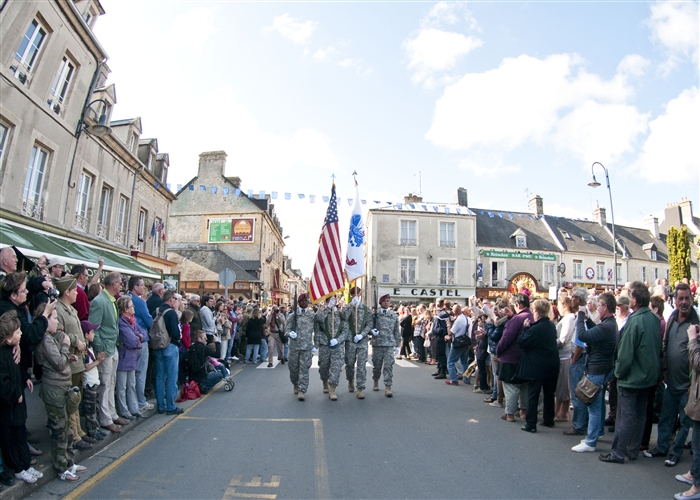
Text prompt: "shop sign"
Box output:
[[480, 249, 556, 261], [208, 218, 255, 243]]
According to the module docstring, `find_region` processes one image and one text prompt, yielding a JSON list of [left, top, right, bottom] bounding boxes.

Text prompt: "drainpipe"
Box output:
[[125, 165, 144, 247]]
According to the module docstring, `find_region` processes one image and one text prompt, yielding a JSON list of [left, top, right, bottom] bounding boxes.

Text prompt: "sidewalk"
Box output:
[[0, 381, 198, 500]]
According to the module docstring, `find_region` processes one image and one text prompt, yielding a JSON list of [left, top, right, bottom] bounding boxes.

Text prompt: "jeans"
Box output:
[[220, 339, 229, 361], [584, 370, 613, 447], [245, 343, 260, 363], [135, 341, 149, 407], [413, 337, 425, 362], [569, 357, 589, 433], [691, 420, 700, 487], [155, 344, 179, 412], [656, 389, 692, 457], [201, 371, 223, 393], [503, 381, 528, 415], [447, 345, 470, 383], [259, 338, 268, 361], [116, 369, 139, 417], [225, 337, 234, 359], [490, 355, 499, 400]]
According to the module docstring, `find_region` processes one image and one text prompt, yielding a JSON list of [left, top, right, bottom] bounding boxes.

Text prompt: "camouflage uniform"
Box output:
[[285, 308, 316, 394], [315, 307, 348, 386], [341, 303, 372, 390], [371, 308, 401, 386], [45, 401, 76, 471]]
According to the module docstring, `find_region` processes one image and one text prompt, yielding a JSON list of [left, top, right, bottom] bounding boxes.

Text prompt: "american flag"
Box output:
[[309, 183, 344, 303]]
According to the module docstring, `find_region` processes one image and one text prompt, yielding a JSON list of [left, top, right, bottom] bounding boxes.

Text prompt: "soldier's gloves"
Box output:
[[329, 339, 339, 347], [329, 297, 336, 308], [353, 334, 362, 343], [311, 347, 318, 354], [351, 297, 360, 307], [288, 331, 297, 339], [394, 347, 400, 355], [371, 329, 380, 336]]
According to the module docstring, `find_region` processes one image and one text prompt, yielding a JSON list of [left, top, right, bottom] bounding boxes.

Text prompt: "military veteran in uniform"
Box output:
[[285, 293, 316, 401], [342, 286, 372, 399], [371, 294, 401, 397], [315, 295, 348, 401]]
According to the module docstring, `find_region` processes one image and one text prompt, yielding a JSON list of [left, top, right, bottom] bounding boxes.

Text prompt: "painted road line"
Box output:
[[64, 368, 243, 500], [223, 475, 281, 499], [256, 358, 281, 369]]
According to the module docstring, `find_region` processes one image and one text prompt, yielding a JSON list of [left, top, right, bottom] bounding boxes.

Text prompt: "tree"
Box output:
[[668, 225, 691, 284]]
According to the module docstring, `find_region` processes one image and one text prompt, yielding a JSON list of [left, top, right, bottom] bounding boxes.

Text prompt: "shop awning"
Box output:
[[0, 219, 161, 279]]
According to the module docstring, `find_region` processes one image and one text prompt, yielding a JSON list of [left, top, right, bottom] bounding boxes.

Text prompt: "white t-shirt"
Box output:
[[83, 346, 100, 387], [451, 314, 469, 337]]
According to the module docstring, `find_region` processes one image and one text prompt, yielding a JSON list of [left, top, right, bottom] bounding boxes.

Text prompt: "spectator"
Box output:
[[413, 305, 427, 363], [71, 265, 91, 321], [244, 308, 265, 364], [126, 276, 153, 413], [445, 304, 471, 385], [566, 287, 591, 437], [600, 281, 661, 464], [266, 306, 285, 367], [154, 290, 184, 415], [48, 258, 66, 279], [87, 283, 102, 301], [571, 293, 618, 453], [675, 322, 700, 500], [399, 307, 414, 359], [200, 295, 216, 344], [80, 320, 106, 442], [228, 304, 241, 361], [115, 296, 144, 420], [473, 314, 490, 394], [146, 283, 164, 316], [34, 303, 87, 482], [186, 294, 202, 334], [431, 298, 451, 378], [26, 274, 53, 316], [0, 310, 40, 484], [54, 276, 92, 451], [484, 305, 509, 407], [180, 309, 194, 353], [0, 247, 19, 283], [555, 297, 575, 422], [89, 272, 129, 434], [186, 330, 223, 393], [496, 293, 533, 423], [645, 284, 698, 467]]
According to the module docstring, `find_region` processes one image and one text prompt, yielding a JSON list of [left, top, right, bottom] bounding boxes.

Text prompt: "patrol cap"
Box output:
[[617, 296, 630, 307]]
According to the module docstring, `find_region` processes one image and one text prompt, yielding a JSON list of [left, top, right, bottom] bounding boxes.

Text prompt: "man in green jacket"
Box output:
[[600, 281, 661, 464]]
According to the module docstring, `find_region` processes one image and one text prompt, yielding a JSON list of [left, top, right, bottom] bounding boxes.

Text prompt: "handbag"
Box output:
[[452, 334, 471, 349], [575, 374, 603, 405]]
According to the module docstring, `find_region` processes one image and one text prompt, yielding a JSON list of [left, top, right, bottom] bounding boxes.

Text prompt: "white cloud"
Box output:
[[426, 53, 649, 165], [169, 7, 219, 53], [634, 86, 700, 182], [458, 155, 521, 178], [404, 2, 483, 88], [646, 1, 699, 73], [264, 13, 317, 45], [313, 46, 337, 62]]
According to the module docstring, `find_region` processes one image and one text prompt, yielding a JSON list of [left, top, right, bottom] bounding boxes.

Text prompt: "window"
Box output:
[[491, 261, 505, 287], [48, 56, 75, 110], [654, 268, 659, 281], [616, 263, 622, 284], [0, 123, 9, 168], [22, 145, 49, 218], [400, 220, 416, 246], [641, 266, 647, 283], [137, 209, 147, 250], [14, 20, 47, 72], [400, 259, 416, 284], [596, 262, 605, 282], [559, 230, 572, 239], [440, 260, 455, 285], [581, 233, 595, 242], [439, 222, 455, 247], [97, 185, 111, 238], [152, 217, 162, 254], [666, 268, 669, 280], [651, 250, 657, 261], [573, 260, 583, 280], [75, 173, 92, 231], [116, 196, 128, 244], [128, 134, 137, 153], [516, 236, 526, 248], [544, 263, 555, 284]]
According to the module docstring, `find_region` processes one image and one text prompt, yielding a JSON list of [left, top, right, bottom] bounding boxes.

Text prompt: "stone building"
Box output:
[[167, 151, 288, 302], [0, 0, 175, 281]]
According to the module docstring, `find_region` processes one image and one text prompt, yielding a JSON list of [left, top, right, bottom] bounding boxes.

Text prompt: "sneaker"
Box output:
[[26, 467, 43, 479], [643, 448, 668, 458], [489, 401, 504, 407], [572, 441, 596, 453], [15, 470, 37, 484], [89, 432, 105, 441], [58, 469, 80, 481], [473, 388, 487, 394], [445, 381, 458, 386], [166, 407, 184, 415], [139, 402, 154, 411], [665, 454, 680, 467]]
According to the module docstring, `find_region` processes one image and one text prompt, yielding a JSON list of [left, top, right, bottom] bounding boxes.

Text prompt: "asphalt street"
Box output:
[[26, 353, 679, 500]]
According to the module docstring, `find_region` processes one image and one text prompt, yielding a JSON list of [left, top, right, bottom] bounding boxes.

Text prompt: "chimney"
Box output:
[[198, 150, 228, 180], [404, 193, 423, 204], [528, 195, 543, 216], [456, 187, 468, 207], [593, 204, 607, 226], [643, 215, 659, 239], [679, 198, 695, 225]]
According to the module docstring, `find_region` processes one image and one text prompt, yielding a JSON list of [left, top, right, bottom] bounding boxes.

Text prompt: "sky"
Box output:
[[94, 1, 700, 277]]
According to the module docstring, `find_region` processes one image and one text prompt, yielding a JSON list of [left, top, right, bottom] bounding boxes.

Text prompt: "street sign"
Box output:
[[262, 291, 269, 299], [218, 268, 236, 287]]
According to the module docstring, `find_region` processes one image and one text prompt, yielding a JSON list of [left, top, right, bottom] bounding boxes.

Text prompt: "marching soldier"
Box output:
[[371, 294, 401, 397], [285, 294, 315, 401], [341, 286, 372, 399], [315, 296, 348, 401]]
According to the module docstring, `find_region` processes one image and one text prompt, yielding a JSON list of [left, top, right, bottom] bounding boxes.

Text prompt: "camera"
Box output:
[[48, 288, 59, 300]]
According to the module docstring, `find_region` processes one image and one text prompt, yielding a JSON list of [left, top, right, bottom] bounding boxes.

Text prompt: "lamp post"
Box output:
[[588, 162, 617, 289]]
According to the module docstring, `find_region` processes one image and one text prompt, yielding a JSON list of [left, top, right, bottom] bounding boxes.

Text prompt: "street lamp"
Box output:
[[588, 161, 617, 289], [83, 99, 112, 137]]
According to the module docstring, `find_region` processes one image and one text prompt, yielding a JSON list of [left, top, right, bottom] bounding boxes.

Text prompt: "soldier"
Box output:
[[315, 295, 348, 401], [371, 294, 401, 397], [285, 294, 315, 401], [341, 286, 372, 399]]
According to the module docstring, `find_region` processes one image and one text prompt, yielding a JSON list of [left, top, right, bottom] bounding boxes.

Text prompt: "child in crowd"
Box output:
[[81, 321, 106, 441], [0, 311, 42, 484]]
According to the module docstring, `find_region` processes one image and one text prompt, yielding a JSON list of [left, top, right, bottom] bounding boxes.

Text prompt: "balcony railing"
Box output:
[[21, 199, 44, 221], [74, 214, 89, 232], [400, 238, 416, 246], [96, 223, 109, 239], [439, 240, 456, 248], [115, 230, 125, 245]]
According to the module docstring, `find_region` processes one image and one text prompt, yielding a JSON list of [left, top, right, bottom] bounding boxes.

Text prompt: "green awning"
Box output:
[[0, 219, 161, 279]]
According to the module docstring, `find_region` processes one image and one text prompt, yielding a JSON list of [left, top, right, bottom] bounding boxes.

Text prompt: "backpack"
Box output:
[[432, 315, 448, 337], [148, 309, 171, 350]]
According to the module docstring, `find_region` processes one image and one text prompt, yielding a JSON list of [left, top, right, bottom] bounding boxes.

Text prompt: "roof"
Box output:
[[613, 225, 668, 262], [167, 248, 259, 282], [473, 209, 561, 252], [370, 203, 474, 216], [543, 217, 615, 255]]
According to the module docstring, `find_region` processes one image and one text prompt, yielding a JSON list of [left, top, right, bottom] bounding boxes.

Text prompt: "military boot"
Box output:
[[329, 384, 338, 401], [385, 385, 393, 397], [373, 380, 379, 391], [348, 381, 355, 393], [298, 392, 305, 401], [294, 385, 299, 395], [356, 390, 365, 399], [323, 380, 329, 393]]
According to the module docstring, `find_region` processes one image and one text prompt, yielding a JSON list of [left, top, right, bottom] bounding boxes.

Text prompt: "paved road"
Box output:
[[28, 354, 679, 499]]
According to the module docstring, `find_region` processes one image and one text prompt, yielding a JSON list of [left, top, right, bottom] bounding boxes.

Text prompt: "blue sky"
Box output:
[[95, 1, 699, 276]]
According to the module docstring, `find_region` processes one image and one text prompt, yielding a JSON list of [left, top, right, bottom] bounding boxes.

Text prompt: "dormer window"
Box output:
[[511, 228, 527, 248], [643, 243, 658, 261], [581, 233, 595, 242], [651, 250, 657, 261]]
